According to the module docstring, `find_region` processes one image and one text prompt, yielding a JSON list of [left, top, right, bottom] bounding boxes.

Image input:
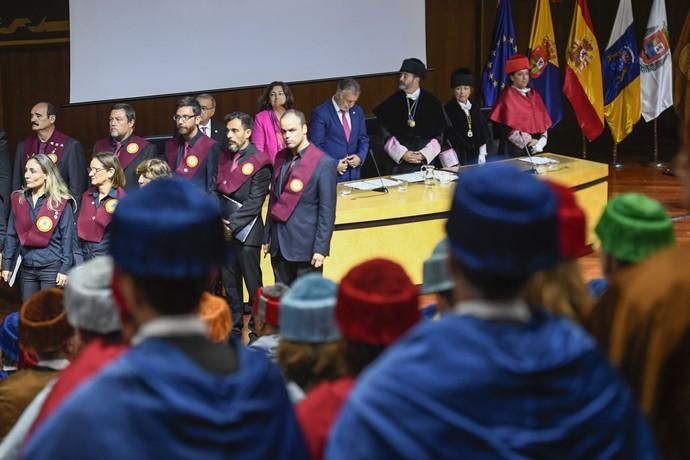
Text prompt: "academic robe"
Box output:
[[0, 368, 58, 438], [374, 89, 445, 174], [29, 339, 128, 436], [586, 246, 690, 460], [443, 99, 490, 165], [297, 377, 355, 460], [326, 310, 656, 460], [23, 338, 308, 460]]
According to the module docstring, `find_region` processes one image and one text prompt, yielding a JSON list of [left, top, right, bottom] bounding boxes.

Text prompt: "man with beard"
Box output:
[[12, 102, 87, 205], [164, 96, 220, 193], [263, 110, 336, 285], [374, 58, 445, 174], [93, 103, 160, 191], [216, 112, 272, 340]]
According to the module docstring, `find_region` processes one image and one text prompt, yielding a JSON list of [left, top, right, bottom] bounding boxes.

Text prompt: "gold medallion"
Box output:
[[185, 154, 199, 168], [289, 178, 304, 193], [105, 199, 118, 214], [126, 143, 139, 154], [36, 216, 54, 233], [408, 119, 416, 128], [48, 153, 58, 163], [241, 162, 254, 176]]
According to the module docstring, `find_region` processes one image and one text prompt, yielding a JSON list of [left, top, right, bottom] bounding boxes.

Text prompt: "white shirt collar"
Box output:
[[513, 86, 531, 95], [36, 359, 71, 371], [405, 88, 421, 101], [331, 97, 345, 114], [457, 100, 472, 111], [131, 315, 208, 346], [451, 298, 531, 322]]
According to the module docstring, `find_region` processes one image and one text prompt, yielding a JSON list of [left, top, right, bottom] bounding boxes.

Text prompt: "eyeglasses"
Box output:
[[87, 167, 106, 174], [173, 114, 197, 122]]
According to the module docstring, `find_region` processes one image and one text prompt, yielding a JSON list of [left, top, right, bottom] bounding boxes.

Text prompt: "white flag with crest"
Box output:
[[640, 0, 673, 121]]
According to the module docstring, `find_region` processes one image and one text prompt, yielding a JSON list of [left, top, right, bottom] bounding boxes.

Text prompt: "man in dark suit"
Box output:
[[0, 130, 10, 220], [164, 96, 220, 193], [93, 103, 160, 191], [12, 102, 87, 205], [309, 79, 369, 181], [264, 110, 337, 285], [196, 94, 228, 148], [216, 112, 272, 339]]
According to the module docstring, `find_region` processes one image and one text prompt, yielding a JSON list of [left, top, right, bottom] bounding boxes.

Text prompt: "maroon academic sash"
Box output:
[[270, 144, 324, 222], [216, 148, 272, 195], [93, 136, 150, 170], [23, 130, 71, 165], [77, 187, 126, 242], [11, 192, 68, 248], [165, 135, 216, 179]]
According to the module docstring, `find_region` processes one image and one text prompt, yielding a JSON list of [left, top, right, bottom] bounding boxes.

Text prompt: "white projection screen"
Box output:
[[69, 0, 427, 103]]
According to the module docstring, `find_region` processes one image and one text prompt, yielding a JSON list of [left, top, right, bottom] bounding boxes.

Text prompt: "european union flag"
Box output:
[[481, 0, 518, 107]]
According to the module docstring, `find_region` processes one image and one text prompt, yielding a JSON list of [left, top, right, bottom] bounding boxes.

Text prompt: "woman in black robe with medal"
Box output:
[[442, 68, 490, 166]]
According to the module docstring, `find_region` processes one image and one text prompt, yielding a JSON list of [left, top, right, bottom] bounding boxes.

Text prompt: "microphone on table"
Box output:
[[368, 148, 389, 193]]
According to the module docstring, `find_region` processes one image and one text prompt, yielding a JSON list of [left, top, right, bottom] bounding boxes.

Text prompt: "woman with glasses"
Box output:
[[76, 152, 126, 261], [1, 154, 76, 300], [252, 81, 295, 163]]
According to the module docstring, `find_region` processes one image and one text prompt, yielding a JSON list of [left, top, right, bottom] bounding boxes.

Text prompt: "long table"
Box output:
[[259, 153, 608, 285]]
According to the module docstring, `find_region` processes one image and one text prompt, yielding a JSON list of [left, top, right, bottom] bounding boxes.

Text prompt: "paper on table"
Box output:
[[390, 171, 425, 183], [516, 156, 559, 165], [343, 178, 401, 191]]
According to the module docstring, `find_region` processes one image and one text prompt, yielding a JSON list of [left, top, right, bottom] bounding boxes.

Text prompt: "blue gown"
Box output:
[[326, 310, 656, 459], [24, 338, 308, 460]]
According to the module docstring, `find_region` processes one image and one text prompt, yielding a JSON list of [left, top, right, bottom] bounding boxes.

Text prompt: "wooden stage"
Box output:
[[261, 154, 609, 285]]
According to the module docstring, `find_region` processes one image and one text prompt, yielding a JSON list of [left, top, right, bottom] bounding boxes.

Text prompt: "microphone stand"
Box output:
[[522, 142, 540, 175], [368, 148, 389, 193]]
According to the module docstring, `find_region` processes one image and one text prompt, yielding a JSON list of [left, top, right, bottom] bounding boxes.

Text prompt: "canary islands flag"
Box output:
[[563, 0, 605, 141], [528, 0, 563, 126], [603, 0, 641, 143], [481, 0, 518, 107]]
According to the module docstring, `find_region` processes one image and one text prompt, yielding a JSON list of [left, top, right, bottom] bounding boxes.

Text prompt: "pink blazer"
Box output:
[[252, 110, 285, 163]]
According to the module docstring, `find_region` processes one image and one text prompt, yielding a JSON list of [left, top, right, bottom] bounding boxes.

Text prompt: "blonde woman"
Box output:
[[2, 154, 76, 300], [77, 152, 126, 260], [136, 158, 171, 187]]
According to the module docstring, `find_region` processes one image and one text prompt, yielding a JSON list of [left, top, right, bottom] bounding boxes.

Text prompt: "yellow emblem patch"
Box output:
[[185, 154, 199, 168], [105, 199, 118, 214], [36, 216, 54, 233], [48, 153, 58, 164], [289, 178, 304, 193], [126, 143, 139, 154], [241, 162, 254, 176]]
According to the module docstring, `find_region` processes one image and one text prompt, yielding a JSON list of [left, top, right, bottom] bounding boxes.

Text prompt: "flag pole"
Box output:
[[653, 119, 664, 168], [612, 141, 623, 169], [581, 135, 587, 159]]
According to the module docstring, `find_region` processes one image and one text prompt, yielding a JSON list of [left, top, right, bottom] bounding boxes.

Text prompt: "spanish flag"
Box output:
[[673, 10, 690, 136], [602, 0, 640, 143], [562, 0, 605, 141], [528, 0, 563, 127]]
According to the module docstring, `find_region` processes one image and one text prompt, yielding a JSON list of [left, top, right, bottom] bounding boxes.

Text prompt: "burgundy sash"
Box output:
[[11, 192, 68, 248], [216, 148, 272, 195], [77, 187, 126, 242], [165, 135, 216, 179], [94, 136, 150, 170], [23, 130, 70, 165], [270, 144, 323, 222]]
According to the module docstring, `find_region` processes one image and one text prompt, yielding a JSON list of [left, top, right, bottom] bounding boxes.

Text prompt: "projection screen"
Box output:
[[69, 0, 427, 103]]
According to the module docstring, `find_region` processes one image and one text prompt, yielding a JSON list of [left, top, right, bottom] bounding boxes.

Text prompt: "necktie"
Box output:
[[341, 111, 351, 142], [114, 142, 122, 157], [231, 154, 241, 172], [183, 143, 191, 164], [277, 155, 298, 196], [200, 126, 208, 136], [38, 142, 47, 155]]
